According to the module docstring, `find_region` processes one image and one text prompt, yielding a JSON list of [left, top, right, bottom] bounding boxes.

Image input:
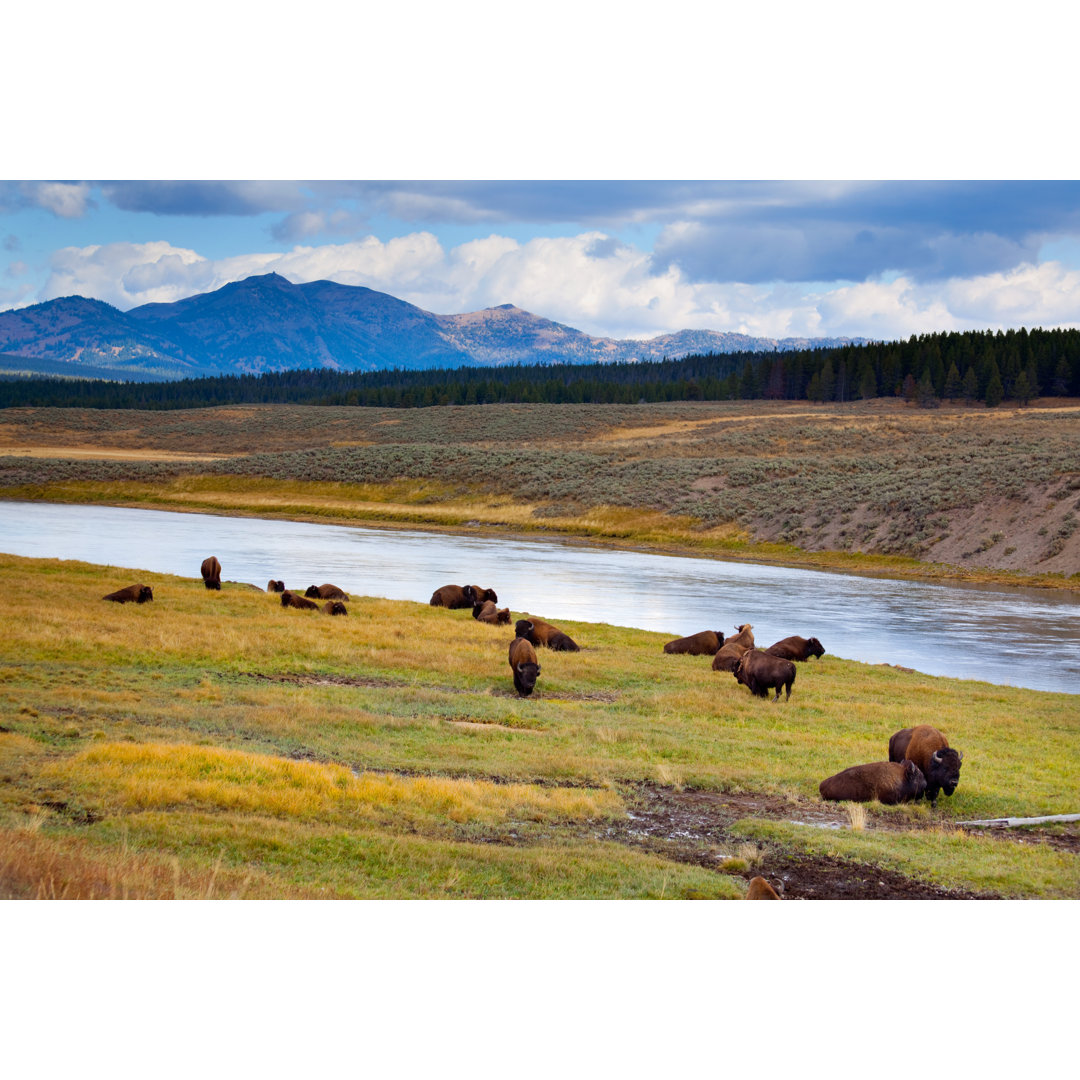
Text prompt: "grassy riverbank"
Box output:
[[1, 553, 1076, 899]]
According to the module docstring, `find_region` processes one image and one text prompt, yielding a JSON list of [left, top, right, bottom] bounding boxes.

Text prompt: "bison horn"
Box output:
[[958, 751, 964, 762], [932, 750, 942, 763]]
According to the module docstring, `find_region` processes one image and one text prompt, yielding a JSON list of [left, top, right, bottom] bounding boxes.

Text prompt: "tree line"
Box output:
[[1, 326, 1077, 410]]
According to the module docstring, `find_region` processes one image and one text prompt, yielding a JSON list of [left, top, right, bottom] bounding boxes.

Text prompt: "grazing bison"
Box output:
[[200, 556, 222, 590], [889, 725, 963, 805], [745, 876, 782, 900], [322, 600, 348, 616], [305, 584, 349, 601], [102, 584, 153, 604], [280, 590, 319, 611], [508, 635, 541, 697], [472, 601, 511, 625], [819, 760, 927, 805], [766, 635, 825, 662], [711, 624, 755, 671], [514, 618, 580, 652], [430, 584, 477, 609], [266, 580, 285, 593], [664, 630, 725, 655], [732, 649, 796, 701]]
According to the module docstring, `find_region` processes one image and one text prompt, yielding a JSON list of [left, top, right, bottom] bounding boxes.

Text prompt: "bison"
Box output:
[[102, 584, 153, 604], [745, 876, 782, 900], [888, 725, 963, 805], [664, 630, 725, 655], [266, 580, 285, 593], [765, 635, 825, 662], [305, 584, 349, 601], [473, 601, 511, 625], [508, 635, 541, 697], [514, 617, 579, 652], [711, 624, 755, 671], [322, 600, 348, 616], [200, 556, 222, 590], [732, 649, 796, 701], [819, 760, 927, 805], [280, 590, 319, 611], [430, 585, 477, 609]]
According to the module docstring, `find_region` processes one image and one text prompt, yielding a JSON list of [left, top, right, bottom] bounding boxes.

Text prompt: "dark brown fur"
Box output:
[[266, 580, 285, 593], [430, 584, 476, 609], [281, 590, 319, 610], [322, 600, 348, 616], [745, 876, 782, 899], [469, 586, 498, 605], [102, 584, 153, 604], [200, 556, 222, 590], [765, 635, 825, 661], [508, 636, 541, 697], [732, 649, 796, 701], [305, 584, 349, 600], [473, 601, 511, 625], [888, 725, 963, 804], [663, 630, 725, 655], [514, 618, 579, 652], [711, 624, 754, 671], [819, 760, 927, 804]]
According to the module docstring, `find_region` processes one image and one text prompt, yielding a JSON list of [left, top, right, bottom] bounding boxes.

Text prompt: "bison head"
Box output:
[[138, 586, 153, 603], [901, 759, 928, 801], [927, 747, 963, 797], [304, 586, 321, 599], [807, 637, 826, 658], [515, 661, 540, 695], [514, 619, 534, 639]]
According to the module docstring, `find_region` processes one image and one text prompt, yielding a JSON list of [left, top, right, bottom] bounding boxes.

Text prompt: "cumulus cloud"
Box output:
[[23, 181, 92, 218], [31, 231, 1080, 340]]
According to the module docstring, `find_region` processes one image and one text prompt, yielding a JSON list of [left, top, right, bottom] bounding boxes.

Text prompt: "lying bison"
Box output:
[[766, 635, 825, 662], [305, 584, 349, 601], [508, 635, 541, 697], [281, 590, 319, 611], [200, 556, 222, 590], [712, 624, 755, 671], [819, 760, 927, 805], [266, 580, 285, 593], [889, 725, 963, 805], [745, 876, 782, 900], [473, 600, 511, 625], [514, 617, 579, 652], [664, 630, 725, 655], [732, 649, 796, 701], [103, 584, 153, 604], [322, 600, 348, 616], [429, 584, 488, 609]]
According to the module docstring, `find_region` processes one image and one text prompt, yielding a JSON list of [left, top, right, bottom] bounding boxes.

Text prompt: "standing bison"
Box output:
[[514, 618, 579, 652], [200, 556, 222, 590], [103, 584, 153, 604], [508, 635, 541, 697], [664, 630, 725, 655], [712, 624, 755, 671], [888, 725, 963, 805], [819, 760, 927, 805], [765, 636, 825, 661], [732, 649, 796, 701]]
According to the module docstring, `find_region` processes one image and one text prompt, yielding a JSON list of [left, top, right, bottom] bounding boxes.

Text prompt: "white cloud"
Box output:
[[23, 181, 92, 218], [29, 231, 1080, 341]]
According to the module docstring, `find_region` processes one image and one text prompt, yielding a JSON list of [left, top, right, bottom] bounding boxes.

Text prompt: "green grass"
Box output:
[[0, 552, 1077, 898]]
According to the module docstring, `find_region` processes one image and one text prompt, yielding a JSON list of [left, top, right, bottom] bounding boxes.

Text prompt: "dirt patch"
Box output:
[[0, 445, 232, 462], [237, 671, 409, 691], [445, 720, 546, 735]]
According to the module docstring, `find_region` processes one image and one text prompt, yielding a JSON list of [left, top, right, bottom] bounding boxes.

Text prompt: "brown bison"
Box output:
[[508, 635, 541, 697], [472, 601, 511, 625], [664, 630, 725, 655], [819, 760, 927, 805], [766, 635, 825, 661], [305, 584, 349, 600], [430, 584, 477, 608], [103, 584, 153, 604], [732, 649, 796, 701], [322, 600, 348, 616], [200, 556, 222, 590], [281, 590, 319, 611], [266, 580, 285, 593], [514, 618, 579, 652], [888, 725, 963, 805], [711, 624, 755, 671], [745, 876, 782, 900]]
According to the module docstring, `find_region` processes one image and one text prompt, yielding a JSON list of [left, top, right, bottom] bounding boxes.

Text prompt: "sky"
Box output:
[[3, 179, 1080, 343]]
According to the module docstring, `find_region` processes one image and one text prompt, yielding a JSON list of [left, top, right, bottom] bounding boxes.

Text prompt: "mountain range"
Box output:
[[0, 273, 869, 381]]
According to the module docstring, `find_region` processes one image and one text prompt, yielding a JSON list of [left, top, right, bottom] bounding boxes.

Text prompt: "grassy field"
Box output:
[[1, 552, 1076, 899], [1, 398, 1078, 587]]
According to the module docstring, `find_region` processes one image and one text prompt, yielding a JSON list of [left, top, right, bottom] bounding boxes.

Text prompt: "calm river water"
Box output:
[[2, 500, 1078, 694]]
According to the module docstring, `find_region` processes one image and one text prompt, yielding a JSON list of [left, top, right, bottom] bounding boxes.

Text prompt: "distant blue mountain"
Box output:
[[0, 274, 869, 381]]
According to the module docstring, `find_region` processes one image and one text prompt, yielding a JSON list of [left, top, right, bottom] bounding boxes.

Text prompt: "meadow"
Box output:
[[1, 553, 1076, 899]]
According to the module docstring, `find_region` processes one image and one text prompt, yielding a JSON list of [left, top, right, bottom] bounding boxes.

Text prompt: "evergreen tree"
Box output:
[[1051, 356, 1071, 396], [916, 366, 938, 408], [902, 373, 918, 402], [1013, 370, 1033, 406], [962, 365, 978, 402], [943, 362, 962, 399], [806, 371, 823, 402], [985, 362, 1004, 407], [820, 357, 836, 401], [857, 360, 878, 400]]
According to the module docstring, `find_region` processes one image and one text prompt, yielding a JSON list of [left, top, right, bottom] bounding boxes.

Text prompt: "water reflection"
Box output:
[[1, 500, 1078, 693]]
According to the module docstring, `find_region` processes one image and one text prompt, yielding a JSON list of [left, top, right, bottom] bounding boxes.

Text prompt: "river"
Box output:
[[1, 500, 1078, 694]]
